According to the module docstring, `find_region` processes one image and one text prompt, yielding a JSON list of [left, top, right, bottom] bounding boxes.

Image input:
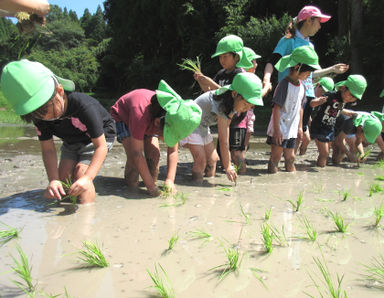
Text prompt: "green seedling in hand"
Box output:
[[177, 56, 202, 73], [61, 177, 77, 205]]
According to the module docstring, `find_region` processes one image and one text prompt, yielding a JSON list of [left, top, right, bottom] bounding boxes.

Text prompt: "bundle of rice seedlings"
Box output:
[[177, 56, 202, 73], [77, 241, 109, 268]]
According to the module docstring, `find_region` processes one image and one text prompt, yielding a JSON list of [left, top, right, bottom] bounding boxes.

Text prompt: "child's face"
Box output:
[[219, 53, 238, 71], [246, 60, 258, 74], [37, 85, 65, 121], [297, 70, 311, 81], [233, 94, 253, 113], [314, 84, 325, 97], [341, 87, 357, 103], [306, 17, 321, 37]]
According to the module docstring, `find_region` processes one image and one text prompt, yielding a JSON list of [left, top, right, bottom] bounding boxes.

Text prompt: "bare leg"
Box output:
[[186, 144, 206, 182], [144, 136, 160, 181], [268, 144, 283, 174], [284, 148, 296, 172], [231, 150, 246, 174], [204, 141, 219, 177], [121, 138, 139, 187], [299, 130, 311, 155], [315, 139, 329, 167]]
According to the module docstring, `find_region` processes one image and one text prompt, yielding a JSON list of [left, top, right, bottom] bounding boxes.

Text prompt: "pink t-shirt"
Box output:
[[110, 89, 158, 140], [237, 110, 255, 132]]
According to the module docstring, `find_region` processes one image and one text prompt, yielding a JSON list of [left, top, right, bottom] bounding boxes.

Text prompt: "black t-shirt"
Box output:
[[311, 91, 346, 134], [213, 68, 243, 87], [34, 92, 116, 145]]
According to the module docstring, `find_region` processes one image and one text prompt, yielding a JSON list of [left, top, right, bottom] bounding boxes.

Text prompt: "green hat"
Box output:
[[215, 72, 263, 106], [156, 80, 202, 147], [274, 45, 321, 72], [380, 89, 384, 98], [237, 47, 261, 70], [354, 113, 382, 144], [211, 35, 244, 59], [371, 111, 384, 123], [335, 75, 367, 100], [318, 77, 334, 92], [0, 59, 75, 115]]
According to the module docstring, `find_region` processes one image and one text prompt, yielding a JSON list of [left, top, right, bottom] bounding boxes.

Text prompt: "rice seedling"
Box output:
[[10, 245, 35, 296], [361, 255, 384, 288], [250, 267, 268, 289], [299, 215, 317, 242], [261, 223, 274, 254], [167, 233, 179, 251], [373, 200, 384, 227], [187, 229, 212, 246], [147, 263, 175, 298], [329, 211, 349, 233], [270, 224, 289, 247], [77, 241, 109, 268], [160, 192, 187, 207], [240, 204, 251, 225], [369, 183, 384, 197], [264, 207, 272, 221], [0, 222, 20, 245], [61, 177, 77, 205], [217, 187, 233, 192], [177, 56, 201, 73], [305, 254, 348, 297], [338, 189, 350, 201], [210, 243, 243, 281], [356, 149, 371, 166], [160, 184, 173, 198], [287, 191, 303, 212], [375, 175, 384, 181], [373, 159, 384, 169]]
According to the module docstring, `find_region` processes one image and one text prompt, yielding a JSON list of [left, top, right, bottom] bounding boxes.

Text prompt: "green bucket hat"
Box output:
[[380, 89, 384, 98], [156, 80, 202, 147], [318, 77, 334, 92], [211, 35, 244, 59], [215, 72, 263, 106], [353, 113, 382, 144], [0, 59, 75, 115], [237, 47, 261, 70], [371, 111, 384, 123], [335, 75, 367, 100], [274, 45, 321, 73]]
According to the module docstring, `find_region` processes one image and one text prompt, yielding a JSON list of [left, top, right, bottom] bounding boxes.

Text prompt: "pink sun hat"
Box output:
[[296, 6, 331, 23]]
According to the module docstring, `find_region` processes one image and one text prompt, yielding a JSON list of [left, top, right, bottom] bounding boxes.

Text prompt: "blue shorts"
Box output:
[[116, 122, 131, 143], [310, 131, 335, 143], [266, 136, 296, 149], [61, 140, 114, 165]]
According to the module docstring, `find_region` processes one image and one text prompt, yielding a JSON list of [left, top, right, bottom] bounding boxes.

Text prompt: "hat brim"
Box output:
[[211, 50, 243, 59], [55, 75, 75, 92], [244, 96, 263, 106], [335, 80, 362, 100]]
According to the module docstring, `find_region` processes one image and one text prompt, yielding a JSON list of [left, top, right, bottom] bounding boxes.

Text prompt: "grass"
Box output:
[[270, 224, 288, 247], [10, 246, 36, 296], [0, 90, 23, 124], [288, 191, 303, 212], [305, 254, 348, 297], [261, 223, 274, 254], [60, 177, 77, 205], [177, 56, 201, 73], [329, 211, 349, 233], [372, 159, 384, 169], [167, 233, 179, 251], [210, 243, 243, 281], [299, 216, 317, 242], [0, 223, 20, 245], [264, 207, 272, 221], [250, 267, 268, 289], [362, 255, 384, 289], [160, 192, 187, 207], [375, 175, 384, 181], [147, 264, 175, 298], [374, 200, 384, 227], [369, 183, 384, 197], [77, 241, 109, 268]]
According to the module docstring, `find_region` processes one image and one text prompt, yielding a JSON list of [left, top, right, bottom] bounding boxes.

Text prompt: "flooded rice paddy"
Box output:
[[0, 125, 384, 297]]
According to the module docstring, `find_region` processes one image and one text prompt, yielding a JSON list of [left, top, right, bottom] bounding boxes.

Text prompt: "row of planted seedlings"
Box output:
[[1, 164, 384, 297], [145, 168, 384, 297]]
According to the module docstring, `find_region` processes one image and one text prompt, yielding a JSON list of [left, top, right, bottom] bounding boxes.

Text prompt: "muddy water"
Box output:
[[0, 125, 384, 297]]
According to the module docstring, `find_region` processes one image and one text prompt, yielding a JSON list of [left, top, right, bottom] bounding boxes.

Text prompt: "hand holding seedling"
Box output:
[[331, 63, 349, 74], [44, 180, 66, 200], [67, 175, 92, 197], [225, 165, 237, 183], [164, 179, 177, 194]]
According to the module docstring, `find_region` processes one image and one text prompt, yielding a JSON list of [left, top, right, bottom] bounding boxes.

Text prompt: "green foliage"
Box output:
[[362, 255, 384, 288], [77, 241, 109, 268], [0, 222, 20, 245], [147, 264, 175, 298], [10, 246, 36, 296]]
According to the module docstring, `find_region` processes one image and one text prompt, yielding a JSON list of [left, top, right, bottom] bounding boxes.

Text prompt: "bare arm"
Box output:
[[312, 63, 349, 79], [341, 109, 358, 118], [0, 0, 50, 16], [194, 72, 220, 92], [40, 138, 65, 199], [165, 143, 178, 193], [272, 104, 282, 145], [262, 62, 274, 96], [310, 96, 328, 108], [217, 116, 237, 182]]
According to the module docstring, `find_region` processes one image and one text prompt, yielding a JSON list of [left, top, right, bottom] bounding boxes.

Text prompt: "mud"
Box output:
[[0, 125, 384, 297]]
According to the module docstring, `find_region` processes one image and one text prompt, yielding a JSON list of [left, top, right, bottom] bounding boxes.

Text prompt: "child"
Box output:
[[231, 47, 261, 174], [110, 81, 202, 196], [194, 34, 252, 92], [0, 59, 116, 204], [333, 111, 383, 164], [310, 74, 367, 167], [297, 76, 334, 155], [371, 111, 384, 160], [180, 72, 263, 183], [267, 45, 321, 173]]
